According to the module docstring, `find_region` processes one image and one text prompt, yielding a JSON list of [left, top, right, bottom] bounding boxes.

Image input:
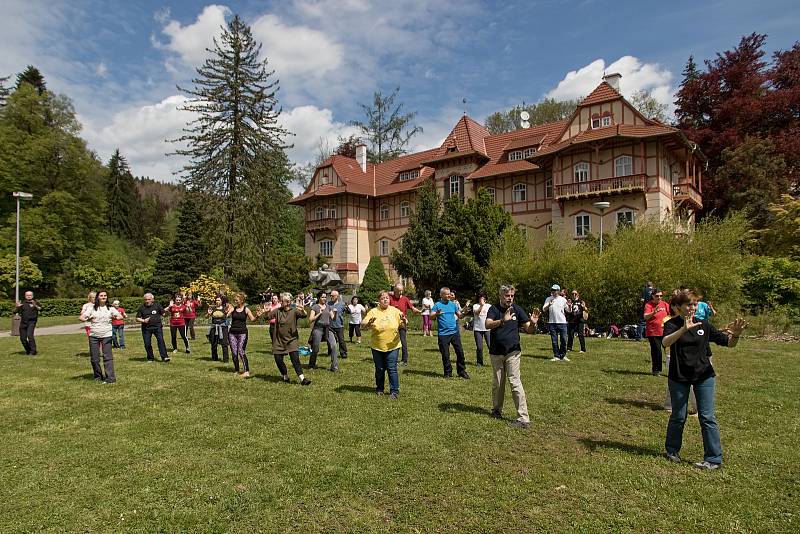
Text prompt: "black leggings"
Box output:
[[274, 351, 303, 377], [567, 322, 586, 352], [648, 335, 664, 373], [185, 317, 196, 339], [348, 323, 362, 340], [170, 325, 189, 351]]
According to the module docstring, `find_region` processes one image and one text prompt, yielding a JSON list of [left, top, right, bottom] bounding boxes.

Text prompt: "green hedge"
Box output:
[[0, 296, 173, 318]]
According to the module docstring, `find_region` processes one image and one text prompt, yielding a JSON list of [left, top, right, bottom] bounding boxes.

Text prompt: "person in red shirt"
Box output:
[[643, 288, 670, 375], [111, 299, 127, 349], [165, 293, 190, 354], [388, 284, 421, 366], [183, 292, 201, 340]]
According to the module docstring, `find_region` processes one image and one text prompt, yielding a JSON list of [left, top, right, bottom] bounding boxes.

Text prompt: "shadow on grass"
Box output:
[[601, 369, 654, 377], [438, 402, 491, 416], [335, 384, 375, 395], [70, 373, 97, 381], [523, 353, 552, 360], [606, 397, 665, 411], [253, 374, 285, 384], [129, 357, 156, 362], [402, 369, 442, 378], [578, 438, 661, 458]]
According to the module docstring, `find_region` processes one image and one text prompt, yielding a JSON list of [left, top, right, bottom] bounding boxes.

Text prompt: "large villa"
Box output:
[[289, 74, 705, 285]]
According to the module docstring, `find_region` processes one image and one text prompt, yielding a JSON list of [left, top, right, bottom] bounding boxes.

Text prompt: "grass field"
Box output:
[[1, 328, 798, 532]]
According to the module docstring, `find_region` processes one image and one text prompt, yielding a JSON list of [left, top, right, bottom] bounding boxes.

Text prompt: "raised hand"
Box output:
[[400, 314, 408, 327], [685, 314, 701, 330], [725, 318, 748, 336], [365, 317, 376, 328], [503, 305, 515, 323]]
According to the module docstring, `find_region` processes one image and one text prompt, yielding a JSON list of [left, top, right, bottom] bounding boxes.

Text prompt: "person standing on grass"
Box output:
[[80, 290, 123, 384], [662, 291, 747, 470], [266, 294, 281, 343], [137, 293, 170, 362], [636, 281, 654, 341], [471, 292, 491, 367], [111, 300, 127, 349], [644, 289, 670, 375], [693, 289, 716, 322], [80, 292, 97, 353], [389, 284, 421, 366], [227, 292, 256, 378], [267, 293, 311, 385], [207, 296, 231, 363], [362, 290, 407, 399], [308, 292, 339, 372], [347, 296, 366, 344], [543, 284, 569, 361], [15, 290, 41, 356], [567, 290, 587, 354], [421, 290, 434, 337], [183, 291, 200, 341], [430, 287, 469, 379], [484, 284, 540, 429], [328, 290, 348, 360], [166, 294, 190, 354]]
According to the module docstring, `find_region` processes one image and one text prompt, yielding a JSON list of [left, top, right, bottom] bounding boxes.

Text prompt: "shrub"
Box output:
[[741, 256, 800, 310], [0, 296, 164, 317], [358, 256, 391, 306]]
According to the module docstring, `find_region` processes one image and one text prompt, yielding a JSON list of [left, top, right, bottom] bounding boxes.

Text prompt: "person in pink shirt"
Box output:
[[183, 292, 201, 340], [643, 288, 670, 375], [266, 294, 281, 342], [165, 294, 190, 354]]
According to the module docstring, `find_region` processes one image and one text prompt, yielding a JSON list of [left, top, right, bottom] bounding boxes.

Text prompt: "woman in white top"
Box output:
[[348, 296, 366, 344], [79, 290, 123, 384], [421, 290, 435, 337], [472, 292, 491, 366]]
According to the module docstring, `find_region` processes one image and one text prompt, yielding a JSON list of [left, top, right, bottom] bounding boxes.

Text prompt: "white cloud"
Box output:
[[279, 105, 359, 165], [95, 62, 108, 78], [546, 56, 674, 109], [156, 4, 230, 65]]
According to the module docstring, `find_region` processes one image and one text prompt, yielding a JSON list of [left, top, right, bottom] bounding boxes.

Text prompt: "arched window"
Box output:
[[379, 204, 390, 220], [614, 155, 633, 177], [400, 201, 411, 217], [314, 206, 324, 220], [512, 183, 527, 202]]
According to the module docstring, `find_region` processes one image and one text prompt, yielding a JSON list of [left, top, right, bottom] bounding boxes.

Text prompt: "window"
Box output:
[[328, 205, 337, 219], [319, 239, 333, 257], [509, 147, 537, 161], [379, 204, 389, 220], [575, 214, 590, 238], [378, 239, 389, 256], [601, 116, 612, 127], [314, 206, 324, 220], [512, 183, 527, 202], [524, 147, 537, 157], [591, 117, 601, 129], [319, 171, 331, 185], [400, 201, 411, 217], [399, 169, 420, 182], [545, 177, 553, 198], [574, 162, 590, 183], [449, 175, 461, 198], [615, 155, 633, 177], [617, 210, 634, 227], [483, 187, 496, 203]]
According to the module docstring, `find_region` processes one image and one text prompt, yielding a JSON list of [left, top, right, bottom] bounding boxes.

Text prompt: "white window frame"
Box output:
[[378, 239, 389, 256], [508, 150, 524, 161], [319, 239, 333, 257], [574, 162, 590, 183], [319, 172, 331, 185], [601, 115, 612, 127], [379, 204, 390, 220], [328, 205, 337, 219], [545, 177, 553, 198], [575, 214, 590, 238], [591, 117, 601, 129], [449, 175, 461, 197], [314, 206, 324, 220], [400, 201, 411, 217], [399, 169, 420, 182], [523, 147, 536, 157], [617, 209, 635, 227], [484, 187, 496, 203], [615, 155, 633, 177], [512, 183, 527, 202]]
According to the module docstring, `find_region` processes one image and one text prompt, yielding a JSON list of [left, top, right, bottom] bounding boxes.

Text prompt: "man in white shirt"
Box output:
[[543, 284, 570, 361]]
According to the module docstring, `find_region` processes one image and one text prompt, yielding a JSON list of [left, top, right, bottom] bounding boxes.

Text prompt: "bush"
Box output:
[[741, 256, 800, 310], [358, 256, 391, 307], [0, 296, 170, 317]]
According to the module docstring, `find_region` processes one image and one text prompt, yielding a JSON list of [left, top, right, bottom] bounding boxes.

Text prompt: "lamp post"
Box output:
[[11, 191, 33, 336], [593, 201, 610, 254]]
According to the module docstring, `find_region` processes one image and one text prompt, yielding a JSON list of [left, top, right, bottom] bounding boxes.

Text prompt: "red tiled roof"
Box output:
[[579, 81, 623, 106], [425, 115, 491, 163], [468, 120, 567, 179], [530, 123, 680, 158], [503, 135, 545, 151]]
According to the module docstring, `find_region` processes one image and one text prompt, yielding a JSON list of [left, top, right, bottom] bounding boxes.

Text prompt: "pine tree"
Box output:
[[170, 14, 289, 277], [106, 149, 141, 242], [350, 88, 422, 163], [358, 256, 392, 306], [15, 65, 47, 94]]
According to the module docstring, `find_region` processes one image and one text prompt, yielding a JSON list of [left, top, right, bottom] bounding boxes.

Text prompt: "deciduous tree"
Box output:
[[350, 88, 421, 163]]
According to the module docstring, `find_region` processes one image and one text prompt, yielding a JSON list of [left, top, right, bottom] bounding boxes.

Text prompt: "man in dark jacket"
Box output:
[[15, 291, 41, 355]]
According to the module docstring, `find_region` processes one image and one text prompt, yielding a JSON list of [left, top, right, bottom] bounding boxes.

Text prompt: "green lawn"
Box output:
[[1, 329, 797, 532]]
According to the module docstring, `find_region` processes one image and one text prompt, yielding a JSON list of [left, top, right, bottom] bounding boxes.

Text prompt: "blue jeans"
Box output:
[[112, 324, 125, 348], [666, 376, 722, 464], [371, 348, 399, 395], [548, 323, 568, 358]]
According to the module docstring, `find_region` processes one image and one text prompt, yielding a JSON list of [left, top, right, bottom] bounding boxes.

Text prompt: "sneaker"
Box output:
[[562, 356, 571, 362], [665, 452, 682, 463], [458, 371, 471, 380], [282, 376, 290, 383], [693, 461, 720, 470], [399, 361, 408, 367], [376, 391, 385, 396], [389, 392, 399, 400], [509, 420, 530, 430], [103, 380, 117, 385], [242, 371, 251, 378], [579, 350, 585, 353], [185, 349, 191, 354], [329, 367, 339, 373], [301, 378, 312, 386], [550, 357, 561, 362], [490, 409, 502, 419], [443, 373, 452, 379], [172, 349, 178, 354], [652, 370, 661, 376], [147, 359, 154, 363], [163, 357, 171, 362]]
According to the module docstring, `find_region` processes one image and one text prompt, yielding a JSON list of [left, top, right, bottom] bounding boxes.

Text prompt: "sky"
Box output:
[[2, 0, 799, 193]]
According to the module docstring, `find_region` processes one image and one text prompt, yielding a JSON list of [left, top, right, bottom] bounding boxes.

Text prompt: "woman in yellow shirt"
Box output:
[[362, 290, 407, 399]]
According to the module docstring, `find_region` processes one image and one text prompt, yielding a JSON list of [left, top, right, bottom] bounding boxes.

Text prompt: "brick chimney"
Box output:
[[603, 72, 622, 91], [356, 144, 367, 173]]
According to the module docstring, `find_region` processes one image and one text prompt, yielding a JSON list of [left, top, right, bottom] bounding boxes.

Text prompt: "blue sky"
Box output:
[[2, 0, 799, 189]]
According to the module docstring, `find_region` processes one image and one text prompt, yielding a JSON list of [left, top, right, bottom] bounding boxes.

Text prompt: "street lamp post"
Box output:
[[11, 191, 33, 336], [593, 201, 610, 254]]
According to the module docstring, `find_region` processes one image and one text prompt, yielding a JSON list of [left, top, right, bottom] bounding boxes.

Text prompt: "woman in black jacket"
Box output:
[[661, 291, 747, 470]]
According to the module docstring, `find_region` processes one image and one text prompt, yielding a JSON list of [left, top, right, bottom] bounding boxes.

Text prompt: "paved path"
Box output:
[[0, 323, 86, 337]]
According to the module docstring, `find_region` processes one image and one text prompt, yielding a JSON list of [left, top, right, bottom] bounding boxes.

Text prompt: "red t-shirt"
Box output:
[[644, 300, 670, 337], [183, 299, 199, 319], [388, 294, 413, 315], [168, 304, 187, 326], [112, 307, 126, 326]]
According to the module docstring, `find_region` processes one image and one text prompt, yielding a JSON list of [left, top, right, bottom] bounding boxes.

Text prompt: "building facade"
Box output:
[[290, 75, 704, 285]]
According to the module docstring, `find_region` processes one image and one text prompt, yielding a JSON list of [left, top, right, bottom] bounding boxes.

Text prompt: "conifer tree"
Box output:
[[358, 256, 392, 306], [351, 88, 422, 163], [15, 65, 47, 94], [106, 149, 141, 242]]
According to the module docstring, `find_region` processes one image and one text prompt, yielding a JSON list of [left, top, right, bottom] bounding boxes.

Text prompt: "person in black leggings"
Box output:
[[227, 293, 256, 378], [643, 289, 669, 375], [267, 292, 311, 385], [207, 296, 231, 362]]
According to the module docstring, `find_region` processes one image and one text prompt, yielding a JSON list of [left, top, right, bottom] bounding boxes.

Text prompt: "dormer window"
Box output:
[[508, 147, 537, 161], [319, 170, 331, 185], [591, 114, 601, 129], [601, 116, 612, 127], [399, 169, 420, 182]]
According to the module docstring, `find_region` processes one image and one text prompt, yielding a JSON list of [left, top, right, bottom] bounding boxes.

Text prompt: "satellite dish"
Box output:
[[520, 110, 530, 121], [521, 120, 530, 129]]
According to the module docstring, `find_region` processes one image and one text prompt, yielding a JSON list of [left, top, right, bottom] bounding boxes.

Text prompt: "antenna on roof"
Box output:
[[462, 98, 467, 116]]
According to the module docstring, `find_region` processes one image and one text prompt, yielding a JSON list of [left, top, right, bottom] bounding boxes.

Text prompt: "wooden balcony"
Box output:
[[306, 217, 338, 232], [672, 182, 703, 209], [555, 174, 647, 200]]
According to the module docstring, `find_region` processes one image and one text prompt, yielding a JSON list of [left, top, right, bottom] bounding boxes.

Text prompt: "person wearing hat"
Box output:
[[543, 284, 570, 361], [111, 299, 127, 349]]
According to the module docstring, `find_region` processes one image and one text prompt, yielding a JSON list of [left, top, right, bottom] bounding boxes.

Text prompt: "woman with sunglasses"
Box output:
[[79, 290, 124, 383], [643, 289, 670, 375], [662, 291, 747, 470]]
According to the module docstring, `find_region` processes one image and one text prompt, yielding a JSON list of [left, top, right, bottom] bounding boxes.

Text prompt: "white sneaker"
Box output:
[[550, 357, 560, 362], [562, 356, 571, 362], [579, 350, 585, 353], [172, 349, 178, 354]]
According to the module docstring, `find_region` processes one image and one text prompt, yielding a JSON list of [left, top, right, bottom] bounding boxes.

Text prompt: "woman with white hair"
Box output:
[[266, 293, 312, 385], [111, 299, 127, 349]]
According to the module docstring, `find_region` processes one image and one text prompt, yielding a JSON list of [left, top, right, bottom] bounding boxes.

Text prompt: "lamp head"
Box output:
[[13, 192, 33, 200]]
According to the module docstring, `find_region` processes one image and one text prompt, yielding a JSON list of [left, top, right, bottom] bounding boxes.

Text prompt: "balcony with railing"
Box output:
[[672, 181, 703, 209], [555, 174, 647, 200], [306, 217, 338, 232]]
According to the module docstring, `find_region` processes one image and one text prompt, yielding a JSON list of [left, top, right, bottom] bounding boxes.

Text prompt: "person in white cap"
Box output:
[[543, 284, 570, 361]]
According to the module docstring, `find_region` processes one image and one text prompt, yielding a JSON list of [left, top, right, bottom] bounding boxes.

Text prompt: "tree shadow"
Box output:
[[129, 357, 155, 362], [70, 373, 98, 381], [578, 438, 661, 458], [402, 369, 442, 378], [335, 385, 376, 395], [438, 402, 491, 416], [253, 374, 285, 384], [601, 369, 655, 377], [606, 397, 665, 411], [522, 353, 551, 360]]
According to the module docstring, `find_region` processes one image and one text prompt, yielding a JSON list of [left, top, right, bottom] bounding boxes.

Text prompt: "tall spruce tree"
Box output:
[[350, 88, 422, 163], [15, 66, 47, 94], [106, 149, 141, 242], [170, 14, 289, 277]]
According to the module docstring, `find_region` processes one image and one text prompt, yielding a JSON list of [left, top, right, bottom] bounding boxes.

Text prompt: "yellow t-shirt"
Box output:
[[363, 306, 403, 352]]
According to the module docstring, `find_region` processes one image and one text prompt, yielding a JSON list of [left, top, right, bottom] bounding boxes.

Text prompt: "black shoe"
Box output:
[[301, 378, 312, 386], [310, 364, 318, 369], [490, 409, 502, 419], [477, 361, 483, 367], [458, 371, 471, 380], [443, 373, 452, 379], [329, 367, 339, 373], [211, 357, 219, 361], [389, 392, 399, 400], [341, 355, 348, 359], [508, 420, 530, 430], [186, 349, 191, 354]]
